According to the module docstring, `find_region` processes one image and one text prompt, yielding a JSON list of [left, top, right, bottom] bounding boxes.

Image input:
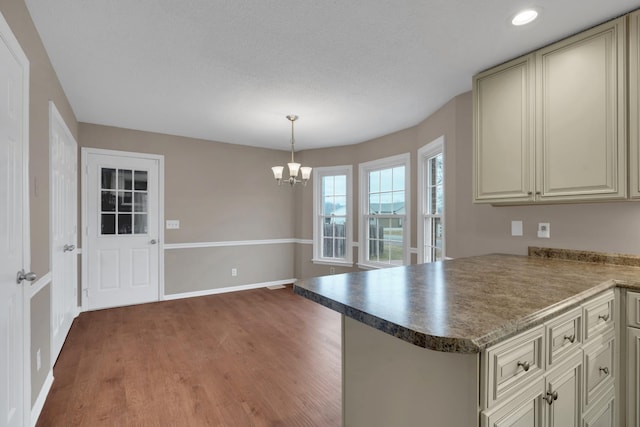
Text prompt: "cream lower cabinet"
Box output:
[[481, 291, 616, 427], [474, 16, 626, 204], [626, 291, 640, 426]]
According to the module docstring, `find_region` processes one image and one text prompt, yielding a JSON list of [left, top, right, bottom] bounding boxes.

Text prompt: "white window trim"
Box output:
[[312, 165, 354, 266], [358, 153, 411, 269], [417, 136, 445, 264]]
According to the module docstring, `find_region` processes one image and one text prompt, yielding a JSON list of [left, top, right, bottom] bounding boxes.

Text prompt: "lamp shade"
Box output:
[[300, 167, 312, 180], [288, 162, 301, 178], [272, 166, 284, 180]]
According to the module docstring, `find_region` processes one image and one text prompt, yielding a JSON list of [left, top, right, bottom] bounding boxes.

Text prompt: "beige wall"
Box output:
[[0, 0, 79, 408], [79, 123, 298, 293]]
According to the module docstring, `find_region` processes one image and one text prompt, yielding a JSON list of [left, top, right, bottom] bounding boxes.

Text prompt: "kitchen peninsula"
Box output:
[[294, 249, 640, 426]]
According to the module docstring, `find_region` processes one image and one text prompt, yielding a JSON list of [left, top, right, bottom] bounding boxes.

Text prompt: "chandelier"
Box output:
[[271, 115, 312, 186]]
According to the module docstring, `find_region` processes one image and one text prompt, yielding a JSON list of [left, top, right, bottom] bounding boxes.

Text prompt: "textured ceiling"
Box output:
[[25, 0, 640, 150]]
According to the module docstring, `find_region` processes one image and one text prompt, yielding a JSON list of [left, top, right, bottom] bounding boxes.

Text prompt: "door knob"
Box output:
[[16, 269, 37, 284], [150, 239, 157, 245], [63, 244, 76, 252]]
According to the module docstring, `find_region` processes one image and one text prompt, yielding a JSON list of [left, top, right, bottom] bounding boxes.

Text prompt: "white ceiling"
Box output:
[[25, 0, 640, 150]]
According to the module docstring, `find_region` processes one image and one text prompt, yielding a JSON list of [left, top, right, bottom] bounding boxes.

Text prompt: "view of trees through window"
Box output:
[[367, 165, 405, 265], [424, 152, 443, 262], [321, 175, 347, 259]]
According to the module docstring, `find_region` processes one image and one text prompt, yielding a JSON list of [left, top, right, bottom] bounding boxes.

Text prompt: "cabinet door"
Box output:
[[628, 327, 640, 427], [536, 17, 626, 202], [545, 353, 582, 427], [583, 389, 615, 427], [482, 378, 545, 427], [630, 10, 640, 198], [473, 54, 535, 203]]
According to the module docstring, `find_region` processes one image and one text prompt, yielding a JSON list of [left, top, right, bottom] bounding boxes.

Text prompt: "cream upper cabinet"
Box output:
[[630, 10, 640, 198], [536, 18, 626, 202], [474, 17, 627, 204], [473, 55, 535, 203]]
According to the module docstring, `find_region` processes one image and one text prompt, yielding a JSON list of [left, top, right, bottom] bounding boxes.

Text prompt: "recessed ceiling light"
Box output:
[[512, 9, 538, 26]]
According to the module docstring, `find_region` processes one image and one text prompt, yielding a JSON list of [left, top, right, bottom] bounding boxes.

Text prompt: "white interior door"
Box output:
[[84, 150, 161, 311], [0, 10, 30, 427], [50, 101, 77, 363]]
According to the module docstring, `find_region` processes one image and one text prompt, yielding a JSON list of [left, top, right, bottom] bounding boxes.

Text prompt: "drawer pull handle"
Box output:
[[543, 391, 558, 405], [563, 334, 575, 343], [599, 367, 609, 375], [517, 361, 531, 372], [598, 313, 610, 322]]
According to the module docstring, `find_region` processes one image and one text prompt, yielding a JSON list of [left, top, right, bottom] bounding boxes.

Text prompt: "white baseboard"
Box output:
[[31, 369, 54, 427], [163, 278, 296, 301]]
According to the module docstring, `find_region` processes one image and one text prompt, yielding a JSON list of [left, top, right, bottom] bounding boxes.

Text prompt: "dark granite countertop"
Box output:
[[293, 253, 640, 353]]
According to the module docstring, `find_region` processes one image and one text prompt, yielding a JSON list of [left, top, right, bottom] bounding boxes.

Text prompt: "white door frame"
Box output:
[[81, 148, 165, 311], [0, 9, 30, 426]]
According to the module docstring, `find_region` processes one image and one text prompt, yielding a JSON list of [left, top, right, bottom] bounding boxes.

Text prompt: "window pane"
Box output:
[[389, 241, 404, 264], [332, 216, 346, 238], [323, 196, 335, 215], [322, 176, 334, 197], [134, 214, 147, 234], [101, 191, 116, 212], [436, 185, 443, 215], [430, 186, 437, 215], [134, 171, 148, 191], [334, 196, 346, 215], [334, 175, 347, 196], [369, 170, 380, 193], [134, 193, 148, 213], [379, 192, 392, 213], [101, 168, 116, 189], [392, 166, 405, 191], [118, 169, 133, 190], [369, 194, 380, 214], [335, 238, 346, 258], [380, 168, 392, 192], [323, 238, 334, 258], [118, 191, 132, 212], [392, 191, 405, 213], [118, 214, 132, 234], [435, 154, 443, 185], [101, 214, 115, 235]]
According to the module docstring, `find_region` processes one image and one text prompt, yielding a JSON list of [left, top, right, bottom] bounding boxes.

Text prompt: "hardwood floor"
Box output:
[[36, 286, 341, 426]]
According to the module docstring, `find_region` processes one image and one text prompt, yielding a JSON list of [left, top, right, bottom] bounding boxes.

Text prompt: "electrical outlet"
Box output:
[[36, 349, 41, 371], [330, 267, 336, 274], [537, 222, 551, 238], [166, 220, 180, 229], [231, 268, 237, 277]]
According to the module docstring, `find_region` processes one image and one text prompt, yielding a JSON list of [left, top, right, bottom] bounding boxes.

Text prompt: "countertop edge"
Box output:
[[294, 278, 638, 354]]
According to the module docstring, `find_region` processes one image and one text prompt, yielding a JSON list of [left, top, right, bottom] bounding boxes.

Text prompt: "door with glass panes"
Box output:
[[85, 150, 161, 311]]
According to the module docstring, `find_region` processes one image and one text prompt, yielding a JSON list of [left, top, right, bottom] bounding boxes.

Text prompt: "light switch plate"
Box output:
[[537, 222, 550, 238], [166, 220, 180, 229], [511, 221, 523, 236]]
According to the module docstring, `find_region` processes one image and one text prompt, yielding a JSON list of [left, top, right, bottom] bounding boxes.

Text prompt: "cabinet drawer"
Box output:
[[582, 385, 615, 427], [583, 329, 615, 411], [546, 307, 582, 368], [484, 325, 544, 409], [583, 290, 615, 342], [627, 291, 640, 327]]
